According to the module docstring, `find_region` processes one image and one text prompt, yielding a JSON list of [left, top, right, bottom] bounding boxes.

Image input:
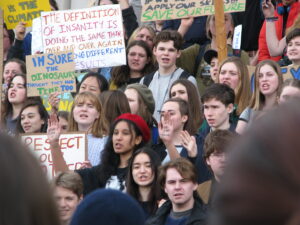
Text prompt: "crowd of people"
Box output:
[[2, 0, 300, 224]]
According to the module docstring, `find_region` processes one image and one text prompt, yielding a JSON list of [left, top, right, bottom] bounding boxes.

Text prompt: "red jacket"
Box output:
[[258, 2, 300, 62]]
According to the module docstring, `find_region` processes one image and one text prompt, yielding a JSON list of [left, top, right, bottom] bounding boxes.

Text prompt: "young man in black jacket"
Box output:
[[146, 158, 207, 225]]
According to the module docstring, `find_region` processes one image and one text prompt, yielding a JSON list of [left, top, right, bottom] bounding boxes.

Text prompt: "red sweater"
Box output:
[[258, 2, 300, 62]]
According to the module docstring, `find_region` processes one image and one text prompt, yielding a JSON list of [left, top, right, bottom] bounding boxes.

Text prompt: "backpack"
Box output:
[[143, 70, 190, 87]]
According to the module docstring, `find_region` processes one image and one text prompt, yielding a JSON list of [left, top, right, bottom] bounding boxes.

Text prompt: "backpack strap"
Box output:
[[179, 70, 191, 79], [142, 71, 156, 87], [194, 43, 208, 76]]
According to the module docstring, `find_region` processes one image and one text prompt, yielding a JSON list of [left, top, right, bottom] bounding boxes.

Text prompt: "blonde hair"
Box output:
[[128, 25, 156, 46], [68, 92, 108, 137], [249, 60, 283, 110], [217, 57, 251, 115]]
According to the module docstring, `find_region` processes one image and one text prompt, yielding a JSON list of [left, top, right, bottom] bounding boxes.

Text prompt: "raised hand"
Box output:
[[158, 112, 175, 144], [261, 0, 275, 18], [181, 130, 197, 158], [49, 92, 60, 113], [47, 114, 61, 143], [15, 22, 26, 40]]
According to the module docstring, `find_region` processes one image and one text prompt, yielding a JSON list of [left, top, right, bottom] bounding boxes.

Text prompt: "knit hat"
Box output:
[[204, 49, 218, 65], [126, 84, 155, 114], [70, 189, 145, 225], [115, 113, 151, 143]]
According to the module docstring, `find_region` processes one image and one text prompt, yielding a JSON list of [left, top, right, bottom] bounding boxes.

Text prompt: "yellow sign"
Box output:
[[1, 0, 51, 29], [141, 0, 246, 22]]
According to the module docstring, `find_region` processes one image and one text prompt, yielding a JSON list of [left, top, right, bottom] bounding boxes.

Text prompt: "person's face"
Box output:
[[206, 151, 226, 182], [79, 77, 101, 96], [113, 121, 142, 155], [258, 64, 279, 96], [203, 98, 232, 130], [154, 41, 181, 71], [3, 62, 22, 84], [21, 106, 44, 133], [124, 89, 139, 115], [287, 36, 300, 64], [164, 168, 197, 208], [3, 28, 11, 52], [135, 28, 154, 49], [73, 99, 99, 127], [219, 62, 240, 90], [58, 116, 69, 133], [127, 45, 149, 73], [170, 83, 188, 101], [210, 57, 219, 82], [208, 14, 233, 38], [279, 86, 300, 103], [8, 76, 26, 104], [132, 153, 154, 187], [161, 101, 187, 131], [54, 186, 81, 225]]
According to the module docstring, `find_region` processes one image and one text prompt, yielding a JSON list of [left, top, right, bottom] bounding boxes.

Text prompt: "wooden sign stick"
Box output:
[[214, 0, 227, 63]]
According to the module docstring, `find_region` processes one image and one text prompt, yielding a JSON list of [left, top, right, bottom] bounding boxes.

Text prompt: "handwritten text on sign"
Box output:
[[0, 0, 51, 29], [21, 133, 87, 179], [26, 52, 76, 96], [281, 65, 300, 80], [141, 0, 246, 22], [41, 5, 126, 70]]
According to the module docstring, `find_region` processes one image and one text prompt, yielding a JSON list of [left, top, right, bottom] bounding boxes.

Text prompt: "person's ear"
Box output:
[[134, 135, 143, 145], [206, 157, 211, 167], [226, 103, 234, 114], [181, 114, 188, 124]]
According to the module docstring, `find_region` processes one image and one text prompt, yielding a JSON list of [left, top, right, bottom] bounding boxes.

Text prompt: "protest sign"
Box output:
[[141, 0, 245, 22], [281, 65, 300, 80], [0, 0, 51, 29], [26, 51, 76, 96], [41, 5, 126, 70], [42, 92, 74, 112], [21, 132, 87, 179], [31, 17, 43, 54]]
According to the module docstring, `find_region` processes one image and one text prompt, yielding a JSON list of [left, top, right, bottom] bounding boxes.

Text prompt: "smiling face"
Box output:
[[21, 106, 45, 133], [203, 98, 232, 130], [287, 36, 300, 65], [125, 88, 139, 115], [154, 41, 181, 73], [73, 99, 99, 130], [112, 121, 142, 155], [170, 83, 188, 101], [54, 186, 81, 225], [127, 45, 149, 74], [164, 168, 197, 209], [135, 28, 154, 49], [258, 64, 279, 97], [132, 153, 154, 187], [3, 62, 22, 84], [219, 62, 240, 91], [8, 76, 26, 105], [79, 77, 101, 96]]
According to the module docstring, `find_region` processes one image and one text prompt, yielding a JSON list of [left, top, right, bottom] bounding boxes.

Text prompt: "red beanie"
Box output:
[[115, 113, 151, 143]]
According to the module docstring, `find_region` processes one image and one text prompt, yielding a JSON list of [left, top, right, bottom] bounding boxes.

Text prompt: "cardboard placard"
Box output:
[[281, 65, 300, 80], [42, 92, 74, 112], [26, 51, 76, 96], [41, 5, 126, 70], [141, 0, 246, 22], [21, 132, 87, 179], [0, 0, 51, 29]]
